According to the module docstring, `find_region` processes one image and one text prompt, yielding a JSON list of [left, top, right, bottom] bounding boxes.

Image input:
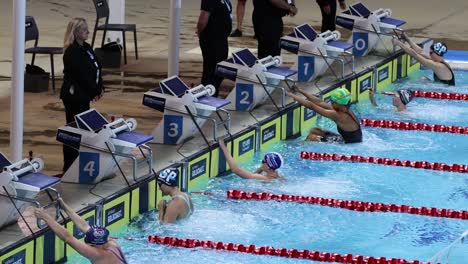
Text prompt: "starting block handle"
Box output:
[[187, 84, 215, 98], [104, 118, 137, 136], [3, 158, 44, 180]]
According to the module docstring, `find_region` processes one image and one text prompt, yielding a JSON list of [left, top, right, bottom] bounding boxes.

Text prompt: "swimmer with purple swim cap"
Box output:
[[218, 138, 283, 181], [34, 198, 128, 264]]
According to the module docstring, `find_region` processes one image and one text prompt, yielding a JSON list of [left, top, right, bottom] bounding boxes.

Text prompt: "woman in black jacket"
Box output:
[[60, 17, 103, 173]]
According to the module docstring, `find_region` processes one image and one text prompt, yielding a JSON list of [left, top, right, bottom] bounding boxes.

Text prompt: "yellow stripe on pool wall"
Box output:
[[300, 105, 317, 133], [0, 240, 34, 264], [187, 152, 210, 192], [260, 117, 281, 150], [66, 209, 96, 256], [392, 58, 398, 82], [402, 54, 408, 77], [148, 178, 156, 211], [357, 72, 373, 102], [407, 54, 421, 75], [376, 62, 392, 91], [35, 235, 44, 264], [210, 147, 220, 178], [103, 193, 130, 232], [131, 188, 140, 220], [55, 231, 66, 262]]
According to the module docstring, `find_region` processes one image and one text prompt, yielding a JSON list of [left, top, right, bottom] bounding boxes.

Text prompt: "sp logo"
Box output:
[[159, 168, 177, 183]]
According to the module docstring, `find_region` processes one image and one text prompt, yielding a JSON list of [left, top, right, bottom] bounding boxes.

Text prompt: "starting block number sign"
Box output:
[[164, 115, 183, 144], [236, 83, 254, 111], [79, 152, 100, 183], [298, 56, 315, 82], [353, 32, 369, 57]]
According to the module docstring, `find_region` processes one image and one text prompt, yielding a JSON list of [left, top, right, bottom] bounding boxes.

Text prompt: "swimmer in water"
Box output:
[[218, 138, 283, 181]]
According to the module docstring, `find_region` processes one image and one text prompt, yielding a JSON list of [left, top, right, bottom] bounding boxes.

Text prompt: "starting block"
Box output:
[[216, 48, 297, 111], [0, 153, 61, 229], [336, 2, 406, 56], [56, 109, 154, 184], [143, 76, 231, 144], [280, 23, 355, 82]]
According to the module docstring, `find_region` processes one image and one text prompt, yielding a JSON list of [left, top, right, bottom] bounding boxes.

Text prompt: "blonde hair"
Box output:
[[63, 17, 88, 50]]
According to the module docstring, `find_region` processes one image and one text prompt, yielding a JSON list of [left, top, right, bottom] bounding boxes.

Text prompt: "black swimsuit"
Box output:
[[433, 61, 455, 86], [321, 111, 362, 144]]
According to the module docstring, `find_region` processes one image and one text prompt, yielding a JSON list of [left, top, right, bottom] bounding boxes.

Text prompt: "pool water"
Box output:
[[69, 71, 468, 263]]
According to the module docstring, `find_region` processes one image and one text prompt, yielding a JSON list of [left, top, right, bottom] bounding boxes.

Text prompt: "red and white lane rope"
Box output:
[[148, 235, 423, 264], [300, 152, 468, 173], [227, 190, 468, 220], [411, 90, 468, 101], [360, 119, 468, 134]]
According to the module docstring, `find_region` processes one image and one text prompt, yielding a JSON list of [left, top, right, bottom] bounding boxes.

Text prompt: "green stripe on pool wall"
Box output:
[[0, 240, 34, 264], [260, 117, 281, 150], [103, 193, 130, 232], [357, 71, 373, 102], [392, 58, 398, 82], [376, 62, 392, 91], [187, 152, 210, 192]]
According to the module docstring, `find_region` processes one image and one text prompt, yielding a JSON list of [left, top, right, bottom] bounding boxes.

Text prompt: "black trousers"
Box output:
[[62, 99, 90, 173], [319, 0, 337, 32], [199, 36, 229, 97], [253, 14, 283, 59]]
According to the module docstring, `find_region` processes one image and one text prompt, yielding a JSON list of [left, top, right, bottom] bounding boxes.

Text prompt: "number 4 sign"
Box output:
[[79, 152, 100, 183]]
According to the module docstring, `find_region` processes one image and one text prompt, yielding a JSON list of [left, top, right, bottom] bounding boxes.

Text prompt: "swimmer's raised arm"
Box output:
[[58, 198, 90, 233], [218, 139, 270, 181]]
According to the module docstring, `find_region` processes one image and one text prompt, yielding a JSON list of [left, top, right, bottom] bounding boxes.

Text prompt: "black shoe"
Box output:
[[230, 29, 243, 37]]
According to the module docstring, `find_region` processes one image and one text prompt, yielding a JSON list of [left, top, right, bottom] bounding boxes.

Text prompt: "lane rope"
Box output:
[[227, 190, 468, 220], [411, 90, 468, 101], [148, 235, 423, 264], [360, 119, 468, 135], [300, 152, 468, 173]]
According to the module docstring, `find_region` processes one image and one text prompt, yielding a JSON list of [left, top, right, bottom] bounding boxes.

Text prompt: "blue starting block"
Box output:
[[336, 2, 406, 56], [143, 76, 231, 145], [280, 23, 355, 82], [56, 109, 154, 184], [216, 48, 296, 111], [0, 153, 61, 229]]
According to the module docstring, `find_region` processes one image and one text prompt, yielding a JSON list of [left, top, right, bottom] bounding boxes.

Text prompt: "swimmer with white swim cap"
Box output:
[[369, 87, 414, 112], [218, 138, 283, 181]]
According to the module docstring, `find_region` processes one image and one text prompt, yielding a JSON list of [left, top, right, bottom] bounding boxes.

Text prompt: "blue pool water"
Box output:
[[70, 71, 468, 263]]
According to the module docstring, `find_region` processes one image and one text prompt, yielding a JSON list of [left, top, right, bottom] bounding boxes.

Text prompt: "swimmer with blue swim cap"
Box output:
[[34, 198, 128, 264], [287, 86, 362, 144], [157, 168, 194, 224], [393, 32, 455, 86], [218, 138, 283, 181]]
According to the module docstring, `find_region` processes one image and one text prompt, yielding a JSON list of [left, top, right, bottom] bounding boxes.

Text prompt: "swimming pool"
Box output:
[[69, 71, 468, 263]]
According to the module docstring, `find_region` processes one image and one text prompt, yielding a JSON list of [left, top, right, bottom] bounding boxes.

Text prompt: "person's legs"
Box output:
[[231, 0, 247, 37], [256, 19, 282, 59], [318, 1, 337, 32], [62, 100, 90, 173], [199, 37, 228, 96]]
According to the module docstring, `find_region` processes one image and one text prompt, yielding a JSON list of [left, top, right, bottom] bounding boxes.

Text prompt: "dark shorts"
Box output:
[[320, 132, 344, 144]]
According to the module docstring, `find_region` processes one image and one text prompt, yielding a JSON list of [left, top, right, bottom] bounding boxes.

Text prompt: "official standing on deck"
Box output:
[[252, 0, 297, 59], [197, 0, 232, 97]]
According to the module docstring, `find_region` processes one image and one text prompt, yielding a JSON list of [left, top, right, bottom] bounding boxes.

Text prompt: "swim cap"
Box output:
[[397, 89, 413, 105], [84, 225, 109, 245], [431, 42, 448, 57], [330, 88, 351, 105], [263, 152, 283, 170], [157, 168, 178, 187]]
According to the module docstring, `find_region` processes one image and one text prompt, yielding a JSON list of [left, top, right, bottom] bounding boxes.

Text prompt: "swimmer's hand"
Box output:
[[34, 208, 49, 220], [392, 37, 403, 46]]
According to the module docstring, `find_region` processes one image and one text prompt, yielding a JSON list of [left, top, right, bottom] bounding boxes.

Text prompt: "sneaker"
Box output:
[[230, 29, 243, 37]]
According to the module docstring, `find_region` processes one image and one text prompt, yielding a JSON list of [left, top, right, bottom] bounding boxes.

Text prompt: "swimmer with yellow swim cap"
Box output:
[[287, 86, 362, 144]]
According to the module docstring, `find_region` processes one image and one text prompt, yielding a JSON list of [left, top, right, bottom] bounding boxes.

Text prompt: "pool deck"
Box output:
[[1, 0, 468, 252]]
